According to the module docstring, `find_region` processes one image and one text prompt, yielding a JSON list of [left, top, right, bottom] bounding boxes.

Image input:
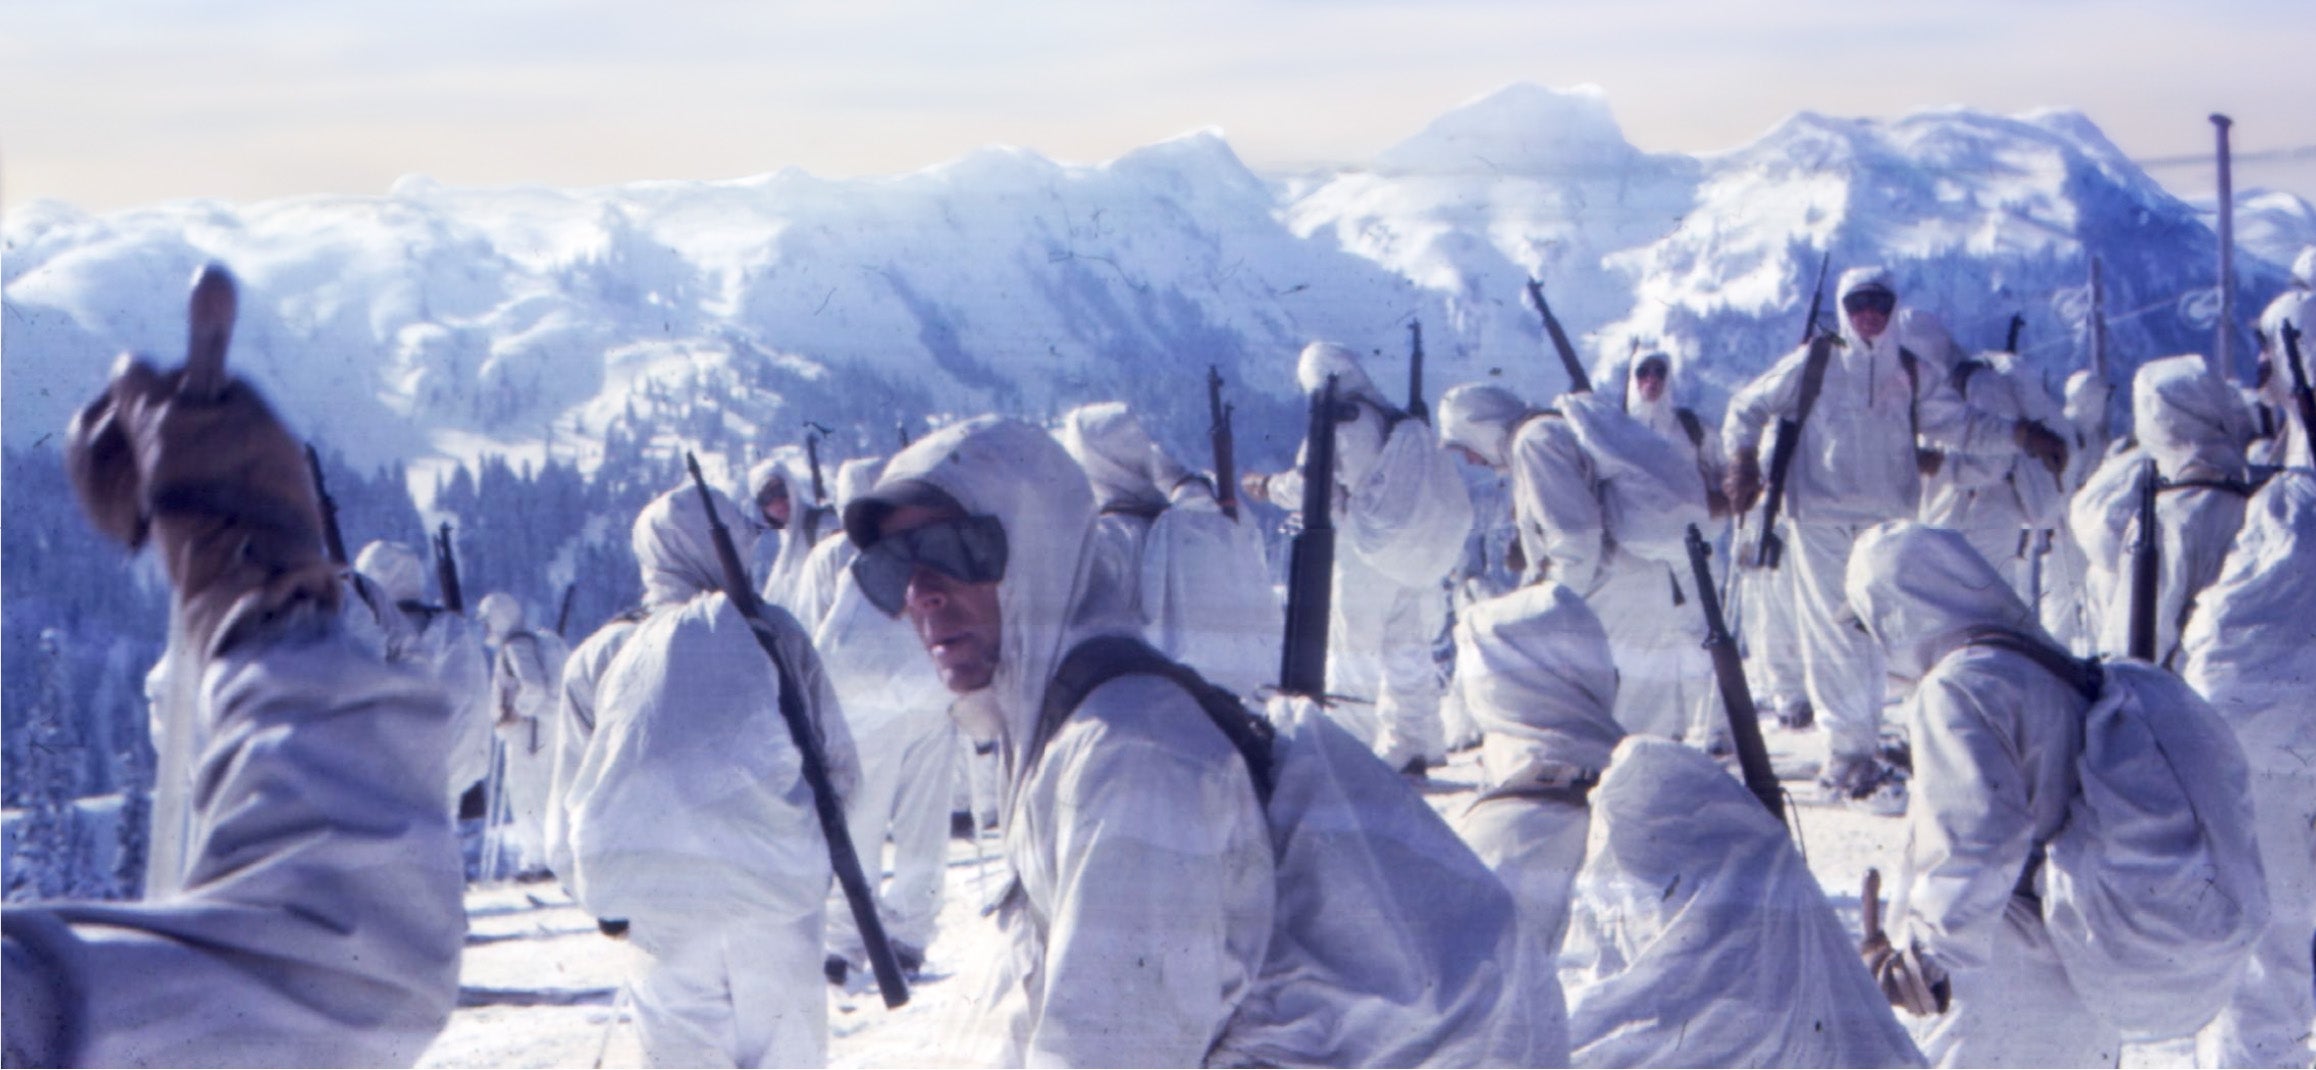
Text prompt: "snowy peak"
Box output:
[[1372, 83, 1643, 177]]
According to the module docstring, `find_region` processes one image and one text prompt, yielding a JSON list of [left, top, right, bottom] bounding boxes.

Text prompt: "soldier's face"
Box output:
[[878, 503, 1003, 693], [759, 483, 792, 530], [1848, 307, 1890, 341], [1635, 365, 1667, 402]]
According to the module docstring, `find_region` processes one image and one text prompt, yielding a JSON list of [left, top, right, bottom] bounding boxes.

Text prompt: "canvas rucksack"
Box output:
[[1959, 629, 2268, 1041], [1034, 635, 1518, 1068]]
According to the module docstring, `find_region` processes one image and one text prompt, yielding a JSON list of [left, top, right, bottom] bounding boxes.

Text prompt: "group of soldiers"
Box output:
[[2, 252, 2311, 1069]]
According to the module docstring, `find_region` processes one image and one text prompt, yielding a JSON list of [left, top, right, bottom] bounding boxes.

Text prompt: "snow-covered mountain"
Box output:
[[1288, 88, 2301, 414], [4, 82, 2304, 497]]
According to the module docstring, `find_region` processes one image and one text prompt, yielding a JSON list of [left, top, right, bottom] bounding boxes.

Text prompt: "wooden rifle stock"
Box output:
[[1685, 524, 1785, 822]]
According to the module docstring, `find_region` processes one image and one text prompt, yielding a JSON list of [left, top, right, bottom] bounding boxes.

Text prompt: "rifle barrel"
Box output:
[[683, 452, 910, 1008], [1207, 366, 1239, 521], [1526, 278, 1592, 394], [1278, 378, 1339, 697], [434, 522, 464, 615], [2284, 323, 2316, 457], [2127, 459, 2160, 661], [306, 443, 350, 566], [1801, 249, 1832, 345]]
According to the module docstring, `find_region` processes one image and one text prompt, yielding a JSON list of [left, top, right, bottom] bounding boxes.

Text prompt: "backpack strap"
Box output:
[[1031, 634, 1277, 804], [1793, 336, 1836, 430], [1948, 357, 1987, 396], [1955, 625, 2102, 701], [1098, 501, 1168, 521], [1955, 624, 2100, 904], [1674, 407, 1707, 452], [2161, 475, 2262, 498]]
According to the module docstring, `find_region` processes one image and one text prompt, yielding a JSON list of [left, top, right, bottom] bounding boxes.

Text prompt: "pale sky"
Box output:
[[5, 0, 2314, 214]]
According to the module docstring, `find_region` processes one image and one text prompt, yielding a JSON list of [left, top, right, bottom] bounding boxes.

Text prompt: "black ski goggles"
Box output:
[[851, 514, 1009, 615], [1841, 288, 1897, 316]]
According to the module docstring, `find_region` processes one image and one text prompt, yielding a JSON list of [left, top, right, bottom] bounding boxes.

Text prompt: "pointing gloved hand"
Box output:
[[1858, 868, 1952, 1017], [66, 268, 339, 660]]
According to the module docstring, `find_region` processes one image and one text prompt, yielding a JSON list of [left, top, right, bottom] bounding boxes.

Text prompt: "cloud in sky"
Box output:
[[5, 0, 2314, 212]]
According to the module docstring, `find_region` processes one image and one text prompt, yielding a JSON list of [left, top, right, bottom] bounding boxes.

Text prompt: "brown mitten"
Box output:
[[64, 267, 338, 659], [1726, 448, 1764, 515], [1858, 868, 1952, 1017], [2014, 419, 2069, 479]]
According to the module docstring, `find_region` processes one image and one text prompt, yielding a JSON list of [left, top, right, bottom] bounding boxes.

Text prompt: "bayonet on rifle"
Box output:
[[1525, 278, 1592, 394]]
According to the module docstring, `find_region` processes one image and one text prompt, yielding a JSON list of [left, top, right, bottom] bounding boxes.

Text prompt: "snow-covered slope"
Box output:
[[1286, 87, 2291, 414], [3, 83, 2294, 495], [3, 131, 1430, 488], [1285, 83, 1701, 401], [2197, 187, 2316, 276]]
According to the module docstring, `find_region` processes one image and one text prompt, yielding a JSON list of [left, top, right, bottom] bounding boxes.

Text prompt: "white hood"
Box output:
[[1844, 521, 2043, 683], [1297, 340, 1390, 409], [633, 483, 758, 610], [2293, 245, 2315, 289], [2133, 354, 2250, 480], [475, 591, 524, 644], [1834, 266, 1896, 351], [1563, 736, 1926, 1067], [846, 417, 1124, 765], [355, 540, 430, 605], [1438, 383, 1531, 470], [1058, 401, 1177, 514], [1622, 353, 1681, 441], [831, 456, 886, 514], [1455, 584, 1624, 784]]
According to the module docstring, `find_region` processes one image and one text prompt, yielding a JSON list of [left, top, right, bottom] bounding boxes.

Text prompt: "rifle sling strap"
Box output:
[[1674, 408, 1707, 452], [1030, 634, 1276, 805]]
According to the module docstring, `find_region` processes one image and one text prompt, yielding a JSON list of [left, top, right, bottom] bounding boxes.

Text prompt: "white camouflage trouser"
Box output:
[[1327, 550, 1446, 769], [1790, 521, 1888, 765], [829, 710, 958, 961], [1587, 554, 1702, 744], [629, 907, 826, 1069], [1740, 531, 1809, 716], [2198, 759, 2316, 1068]]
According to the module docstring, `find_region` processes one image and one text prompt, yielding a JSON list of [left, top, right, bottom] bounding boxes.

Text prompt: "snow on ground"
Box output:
[[421, 715, 2195, 1069]]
